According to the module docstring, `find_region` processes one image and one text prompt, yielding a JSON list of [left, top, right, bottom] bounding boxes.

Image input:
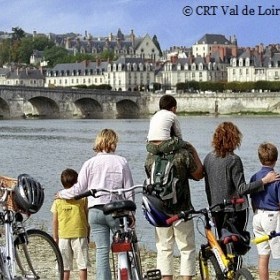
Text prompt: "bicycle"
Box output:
[[166, 198, 254, 280], [0, 175, 64, 280], [74, 185, 161, 280]]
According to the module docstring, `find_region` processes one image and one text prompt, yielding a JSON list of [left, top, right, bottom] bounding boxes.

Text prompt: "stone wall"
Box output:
[[144, 92, 280, 115]]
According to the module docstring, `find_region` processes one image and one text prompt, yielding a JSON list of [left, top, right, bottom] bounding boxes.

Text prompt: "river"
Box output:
[[0, 115, 279, 270]]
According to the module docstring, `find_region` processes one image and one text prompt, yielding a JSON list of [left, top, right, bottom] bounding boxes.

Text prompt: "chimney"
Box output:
[[130, 29, 135, 47]]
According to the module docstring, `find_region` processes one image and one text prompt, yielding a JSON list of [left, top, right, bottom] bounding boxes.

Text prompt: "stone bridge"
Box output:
[[1, 86, 280, 119], [0, 86, 150, 119]]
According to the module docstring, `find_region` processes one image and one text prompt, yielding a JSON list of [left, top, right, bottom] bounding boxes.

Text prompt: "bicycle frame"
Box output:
[[198, 213, 235, 279], [166, 198, 251, 280], [0, 187, 38, 279], [74, 185, 161, 280]]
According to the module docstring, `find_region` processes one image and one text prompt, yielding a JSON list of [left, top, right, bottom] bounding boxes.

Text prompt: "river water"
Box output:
[[0, 116, 279, 270]]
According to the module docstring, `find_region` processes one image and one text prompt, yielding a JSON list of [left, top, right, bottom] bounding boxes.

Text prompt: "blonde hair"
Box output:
[[93, 129, 118, 153]]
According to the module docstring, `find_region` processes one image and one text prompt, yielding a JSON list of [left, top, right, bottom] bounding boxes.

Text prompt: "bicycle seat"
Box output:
[[220, 228, 239, 244], [103, 200, 136, 216]]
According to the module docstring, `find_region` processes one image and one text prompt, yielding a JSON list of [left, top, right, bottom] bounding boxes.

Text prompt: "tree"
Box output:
[[0, 40, 12, 65], [12, 27, 25, 41], [44, 46, 69, 67]]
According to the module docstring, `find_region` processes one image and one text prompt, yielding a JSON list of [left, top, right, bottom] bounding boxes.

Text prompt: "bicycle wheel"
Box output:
[[129, 241, 142, 280], [14, 229, 63, 280], [198, 249, 225, 280], [234, 268, 254, 280]]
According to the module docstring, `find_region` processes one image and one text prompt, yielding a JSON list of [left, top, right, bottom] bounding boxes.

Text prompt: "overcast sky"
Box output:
[[1, 0, 279, 50]]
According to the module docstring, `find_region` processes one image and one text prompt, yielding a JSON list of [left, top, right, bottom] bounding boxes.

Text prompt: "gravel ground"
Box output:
[[69, 243, 280, 279]]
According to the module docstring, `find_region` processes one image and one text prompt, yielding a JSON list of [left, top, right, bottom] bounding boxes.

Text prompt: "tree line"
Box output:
[[176, 81, 280, 93], [0, 27, 117, 67]]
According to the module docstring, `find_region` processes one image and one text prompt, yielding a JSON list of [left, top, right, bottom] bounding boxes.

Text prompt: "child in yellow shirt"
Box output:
[[51, 168, 89, 280]]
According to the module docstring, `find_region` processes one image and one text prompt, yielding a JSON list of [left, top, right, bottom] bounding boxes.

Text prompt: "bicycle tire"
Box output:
[[198, 249, 225, 280], [234, 268, 254, 280], [14, 228, 63, 280], [129, 241, 142, 280]]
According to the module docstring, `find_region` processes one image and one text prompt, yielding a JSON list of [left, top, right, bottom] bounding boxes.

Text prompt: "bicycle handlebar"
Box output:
[[166, 197, 245, 225], [251, 231, 280, 244], [74, 185, 144, 200]]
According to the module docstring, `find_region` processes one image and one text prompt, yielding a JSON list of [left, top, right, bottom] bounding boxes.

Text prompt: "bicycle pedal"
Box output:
[[145, 269, 161, 280]]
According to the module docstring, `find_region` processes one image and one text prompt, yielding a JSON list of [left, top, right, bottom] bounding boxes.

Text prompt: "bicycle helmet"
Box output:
[[14, 174, 44, 214], [142, 194, 171, 227]]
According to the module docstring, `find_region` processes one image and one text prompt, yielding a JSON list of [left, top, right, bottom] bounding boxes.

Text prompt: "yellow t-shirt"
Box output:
[[51, 198, 88, 239]]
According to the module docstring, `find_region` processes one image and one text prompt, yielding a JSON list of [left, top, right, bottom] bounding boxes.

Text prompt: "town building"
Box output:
[[45, 60, 107, 88], [227, 44, 280, 82], [0, 66, 44, 87], [49, 28, 162, 62], [106, 57, 155, 91], [192, 34, 238, 61], [45, 57, 155, 91], [155, 55, 228, 90]]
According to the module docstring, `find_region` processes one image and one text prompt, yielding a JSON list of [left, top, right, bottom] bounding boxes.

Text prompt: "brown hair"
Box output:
[[258, 142, 278, 166], [61, 168, 78, 189], [212, 122, 242, 158], [159, 94, 177, 110], [93, 128, 118, 153]]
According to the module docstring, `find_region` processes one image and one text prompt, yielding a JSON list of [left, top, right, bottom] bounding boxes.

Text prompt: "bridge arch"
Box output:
[[0, 98, 10, 119], [24, 96, 59, 118], [74, 98, 103, 118], [116, 99, 140, 118]]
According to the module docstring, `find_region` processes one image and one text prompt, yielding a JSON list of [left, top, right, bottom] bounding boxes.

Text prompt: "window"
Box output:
[[239, 58, 243, 67]]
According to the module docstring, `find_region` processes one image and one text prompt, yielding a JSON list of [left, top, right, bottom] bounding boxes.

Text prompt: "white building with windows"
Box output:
[[227, 46, 280, 82], [156, 56, 228, 90], [106, 57, 155, 91], [45, 57, 155, 91], [45, 60, 107, 88]]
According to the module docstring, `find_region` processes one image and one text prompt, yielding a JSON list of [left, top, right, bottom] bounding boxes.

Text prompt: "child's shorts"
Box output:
[[59, 237, 90, 270]]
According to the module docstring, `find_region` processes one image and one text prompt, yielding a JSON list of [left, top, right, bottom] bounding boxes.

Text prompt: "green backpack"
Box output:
[[145, 153, 180, 211]]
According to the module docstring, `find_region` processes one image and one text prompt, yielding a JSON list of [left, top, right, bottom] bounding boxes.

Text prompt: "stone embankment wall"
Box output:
[[145, 92, 280, 115]]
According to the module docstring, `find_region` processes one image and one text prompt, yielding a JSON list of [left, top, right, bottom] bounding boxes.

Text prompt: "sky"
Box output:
[[0, 0, 279, 50]]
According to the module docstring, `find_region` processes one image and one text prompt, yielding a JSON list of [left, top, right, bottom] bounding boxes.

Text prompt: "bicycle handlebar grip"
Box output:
[[230, 197, 245, 204], [74, 189, 96, 200], [251, 235, 269, 244], [166, 215, 179, 225]]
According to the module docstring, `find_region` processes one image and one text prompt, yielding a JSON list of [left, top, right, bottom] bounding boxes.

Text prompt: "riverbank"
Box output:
[[70, 243, 279, 279]]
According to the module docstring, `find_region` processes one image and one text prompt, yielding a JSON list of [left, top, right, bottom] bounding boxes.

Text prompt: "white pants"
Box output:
[[155, 219, 196, 276], [253, 210, 280, 258]]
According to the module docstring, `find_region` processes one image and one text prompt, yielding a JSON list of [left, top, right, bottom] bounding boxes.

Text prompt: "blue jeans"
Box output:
[[89, 208, 119, 280]]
